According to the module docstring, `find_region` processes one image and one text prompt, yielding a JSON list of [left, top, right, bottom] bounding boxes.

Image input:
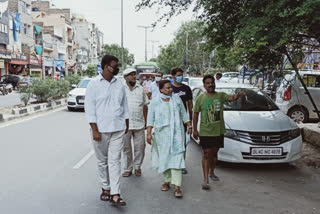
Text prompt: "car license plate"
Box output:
[[250, 147, 283, 156], [78, 99, 84, 104]]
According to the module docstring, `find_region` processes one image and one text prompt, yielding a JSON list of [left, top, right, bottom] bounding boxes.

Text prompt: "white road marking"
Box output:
[[73, 150, 94, 169]]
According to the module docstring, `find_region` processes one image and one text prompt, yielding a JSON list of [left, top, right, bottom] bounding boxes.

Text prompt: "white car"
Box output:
[[67, 78, 92, 111], [188, 77, 203, 90], [275, 70, 320, 122], [192, 83, 302, 163], [220, 72, 239, 83]]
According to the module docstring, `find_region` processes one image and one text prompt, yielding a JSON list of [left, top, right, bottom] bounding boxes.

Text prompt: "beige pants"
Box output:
[[122, 128, 146, 172], [91, 130, 125, 195]]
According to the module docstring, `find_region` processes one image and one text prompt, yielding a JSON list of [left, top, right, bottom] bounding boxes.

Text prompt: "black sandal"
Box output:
[[100, 189, 110, 201], [110, 194, 126, 206]]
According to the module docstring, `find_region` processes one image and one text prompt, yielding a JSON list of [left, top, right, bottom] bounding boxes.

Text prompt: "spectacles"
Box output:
[[108, 64, 120, 69]]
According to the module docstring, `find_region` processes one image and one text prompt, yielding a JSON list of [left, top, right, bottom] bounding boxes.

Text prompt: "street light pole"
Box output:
[[121, 0, 124, 71], [150, 40, 159, 59], [138, 26, 152, 62]]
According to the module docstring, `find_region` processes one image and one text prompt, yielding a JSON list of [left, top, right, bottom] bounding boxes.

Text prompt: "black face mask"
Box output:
[[112, 68, 120, 76], [129, 81, 136, 87]]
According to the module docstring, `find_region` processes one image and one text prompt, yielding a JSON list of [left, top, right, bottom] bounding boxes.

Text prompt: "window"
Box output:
[[303, 75, 320, 88]]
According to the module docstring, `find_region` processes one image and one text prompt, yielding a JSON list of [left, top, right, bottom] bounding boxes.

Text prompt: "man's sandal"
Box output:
[[122, 171, 132, 177], [110, 194, 126, 206], [135, 169, 142, 176], [100, 189, 110, 201], [174, 189, 183, 198], [161, 183, 170, 191]]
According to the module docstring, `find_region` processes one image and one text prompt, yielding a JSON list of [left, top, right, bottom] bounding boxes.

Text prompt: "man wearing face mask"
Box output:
[[171, 67, 193, 174], [122, 68, 149, 178], [147, 72, 163, 99], [85, 55, 129, 206]]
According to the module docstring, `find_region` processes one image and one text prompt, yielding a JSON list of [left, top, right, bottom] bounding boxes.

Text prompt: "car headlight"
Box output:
[[288, 128, 301, 139], [225, 129, 240, 141], [68, 94, 76, 98]]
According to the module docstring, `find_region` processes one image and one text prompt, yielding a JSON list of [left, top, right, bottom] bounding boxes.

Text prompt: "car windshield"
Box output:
[[78, 79, 90, 88], [189, 78, 203, 87], [216, 88, 279, 111]]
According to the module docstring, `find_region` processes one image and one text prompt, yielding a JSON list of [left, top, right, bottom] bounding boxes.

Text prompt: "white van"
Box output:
[[275, 70, 320, 122]]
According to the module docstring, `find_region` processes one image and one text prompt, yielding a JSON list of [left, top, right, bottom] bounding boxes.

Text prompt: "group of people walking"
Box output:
[[85, 55, 244, 206]]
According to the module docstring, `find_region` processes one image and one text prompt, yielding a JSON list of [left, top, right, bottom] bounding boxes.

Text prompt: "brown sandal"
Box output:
[[100, 188, 110, 201], [122, 171, 132, 177], [174, 189, 183, 198], [161, 183, 170, 191], [135, 169, 142, 176]]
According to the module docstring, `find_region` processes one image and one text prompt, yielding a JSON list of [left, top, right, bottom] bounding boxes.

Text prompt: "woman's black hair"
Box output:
[[159, 79, 171, 90]]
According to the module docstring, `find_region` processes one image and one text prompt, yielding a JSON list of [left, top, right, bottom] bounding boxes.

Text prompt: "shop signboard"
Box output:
[[29, 54, 42, 65], [0, 59, 4, 68]]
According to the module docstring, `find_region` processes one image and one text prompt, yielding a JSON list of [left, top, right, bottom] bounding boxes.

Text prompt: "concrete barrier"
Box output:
[[0, 98, 67, 123], [298, 123, 320, 148]]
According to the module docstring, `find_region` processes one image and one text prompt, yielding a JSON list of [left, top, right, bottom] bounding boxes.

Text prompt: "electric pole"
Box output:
[[138, 26, 152, 62]]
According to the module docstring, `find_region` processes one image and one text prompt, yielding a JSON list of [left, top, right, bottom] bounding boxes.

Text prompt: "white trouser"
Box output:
[[91, 130, 125, 195], [122, 128, 146, 172]]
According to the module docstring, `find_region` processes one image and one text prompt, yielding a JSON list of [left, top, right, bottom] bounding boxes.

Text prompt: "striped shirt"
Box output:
[[125, 83, 149, 130]]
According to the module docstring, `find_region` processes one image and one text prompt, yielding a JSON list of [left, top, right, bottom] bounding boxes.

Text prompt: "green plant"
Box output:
[[65, 74, 81, 86], [18, 86, 33, 106]]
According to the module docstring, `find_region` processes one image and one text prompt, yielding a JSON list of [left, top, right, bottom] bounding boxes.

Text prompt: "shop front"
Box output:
[[0, 49, 11, 77], [29, 54, 42, 78], [10, 53, 28, 76]]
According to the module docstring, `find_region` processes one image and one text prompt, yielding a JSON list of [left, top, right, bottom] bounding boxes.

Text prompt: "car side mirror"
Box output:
[[72, 84, 77, 89]]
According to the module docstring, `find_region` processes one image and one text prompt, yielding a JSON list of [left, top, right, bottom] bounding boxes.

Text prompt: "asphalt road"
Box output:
[[0, 109, 319, 214], [0, 91, 21, 108]]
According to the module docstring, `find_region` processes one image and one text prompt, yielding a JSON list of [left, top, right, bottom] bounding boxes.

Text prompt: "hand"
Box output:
[[193, 130, 199, 140], [187, 127, 192, 134], [92, 130, 101, 142], [147, 133, 152, 145]]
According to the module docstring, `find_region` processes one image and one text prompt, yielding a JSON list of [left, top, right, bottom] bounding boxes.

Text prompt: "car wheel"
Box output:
[[67, 107, 74, 111], [288, 107, 308, 123]]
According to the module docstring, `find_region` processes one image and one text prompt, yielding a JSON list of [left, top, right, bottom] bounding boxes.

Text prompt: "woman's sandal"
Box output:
[[161, 183, 170, 191], [174, 189, 183, 198], [201, 183, 210, 190], [100, 189, 110, 201], [110, 194, 126, 206]]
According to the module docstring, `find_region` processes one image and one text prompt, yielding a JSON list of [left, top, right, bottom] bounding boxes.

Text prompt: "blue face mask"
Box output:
[[176, 76, 183, 83]]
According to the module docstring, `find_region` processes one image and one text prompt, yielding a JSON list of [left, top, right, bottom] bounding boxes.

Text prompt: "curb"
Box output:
[[298, 124, 320, 148], [0, 98, 67, 123]]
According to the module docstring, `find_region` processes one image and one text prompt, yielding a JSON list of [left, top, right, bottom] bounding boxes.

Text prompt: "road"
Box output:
[[0, 109, 319, 214], [0, 91, 21, 108]]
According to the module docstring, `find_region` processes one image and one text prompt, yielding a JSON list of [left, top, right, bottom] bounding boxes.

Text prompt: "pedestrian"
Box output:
[[146, 80, 192, 198], [85, 55, 129, 206], [171, 67, 193, 174], [122, 67, 149, 177], [147, 72, 163, 99], [215, 72, 226, 83], [192, 74, 244, 190]]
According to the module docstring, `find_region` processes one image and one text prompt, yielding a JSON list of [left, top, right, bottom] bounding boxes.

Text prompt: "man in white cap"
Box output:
[[122, 68, 149, 177]]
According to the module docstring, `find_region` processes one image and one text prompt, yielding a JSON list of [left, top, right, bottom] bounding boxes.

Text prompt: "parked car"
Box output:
[[67, 78, 92, 111], [192, 83, 302, 163], [0, 74, 24, 89], [275, 70, 320, 122], [188, 77, 203, 90]]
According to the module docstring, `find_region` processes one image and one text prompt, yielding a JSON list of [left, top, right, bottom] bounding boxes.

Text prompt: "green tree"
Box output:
[[86, 65, 97, 77], [137, 0, 320, 119], [102, 44, 135, 69]]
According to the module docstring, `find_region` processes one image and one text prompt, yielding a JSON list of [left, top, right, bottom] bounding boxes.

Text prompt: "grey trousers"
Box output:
[[91, 130, 125, 195], [122, 128, 146, 172]]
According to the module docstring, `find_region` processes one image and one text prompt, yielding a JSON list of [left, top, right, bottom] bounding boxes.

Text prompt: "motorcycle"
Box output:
[[5, 83, 13, 93], [0, 83, 8, 95]]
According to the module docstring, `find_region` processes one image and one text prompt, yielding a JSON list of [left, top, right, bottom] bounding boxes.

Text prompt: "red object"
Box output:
[[283, 85, 291, 101]]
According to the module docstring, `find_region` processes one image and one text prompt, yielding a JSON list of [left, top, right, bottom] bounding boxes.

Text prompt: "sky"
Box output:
[[51, 0, 195, 63]]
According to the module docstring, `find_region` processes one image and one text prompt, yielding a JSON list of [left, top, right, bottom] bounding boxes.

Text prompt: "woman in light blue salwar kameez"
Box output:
[[147, 80, 192, 198]]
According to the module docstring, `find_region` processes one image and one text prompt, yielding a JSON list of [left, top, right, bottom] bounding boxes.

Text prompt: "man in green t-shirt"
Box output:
[[193, 74, 244, 190]]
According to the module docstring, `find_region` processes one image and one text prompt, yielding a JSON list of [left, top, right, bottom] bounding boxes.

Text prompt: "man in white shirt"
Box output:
[[147, 72, 163, 99], [122, 68, 149, 177], [215, 72, 226, 83], [85, 55, 129, 206]]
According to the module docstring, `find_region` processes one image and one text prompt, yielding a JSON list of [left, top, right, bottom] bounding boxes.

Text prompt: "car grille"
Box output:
[[68, 102, 76, 106], [76, 96, 85, 105], [235, 131, 291, 145], [242, 152, 288, 160]]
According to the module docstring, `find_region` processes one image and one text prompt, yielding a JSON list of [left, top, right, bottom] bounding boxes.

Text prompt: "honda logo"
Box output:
[[262, 136, 271, 143]]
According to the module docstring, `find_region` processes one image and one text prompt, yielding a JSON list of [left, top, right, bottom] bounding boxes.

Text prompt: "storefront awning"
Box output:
[[10, 61, 28, 65]]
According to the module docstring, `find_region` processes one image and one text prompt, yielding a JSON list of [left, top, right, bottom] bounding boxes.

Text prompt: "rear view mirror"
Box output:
[[72, 84, 77, 89]]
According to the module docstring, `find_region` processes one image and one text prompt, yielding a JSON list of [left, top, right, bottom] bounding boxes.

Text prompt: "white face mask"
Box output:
[[160, 93, 171, 99], [155, 76, 161, 82]]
